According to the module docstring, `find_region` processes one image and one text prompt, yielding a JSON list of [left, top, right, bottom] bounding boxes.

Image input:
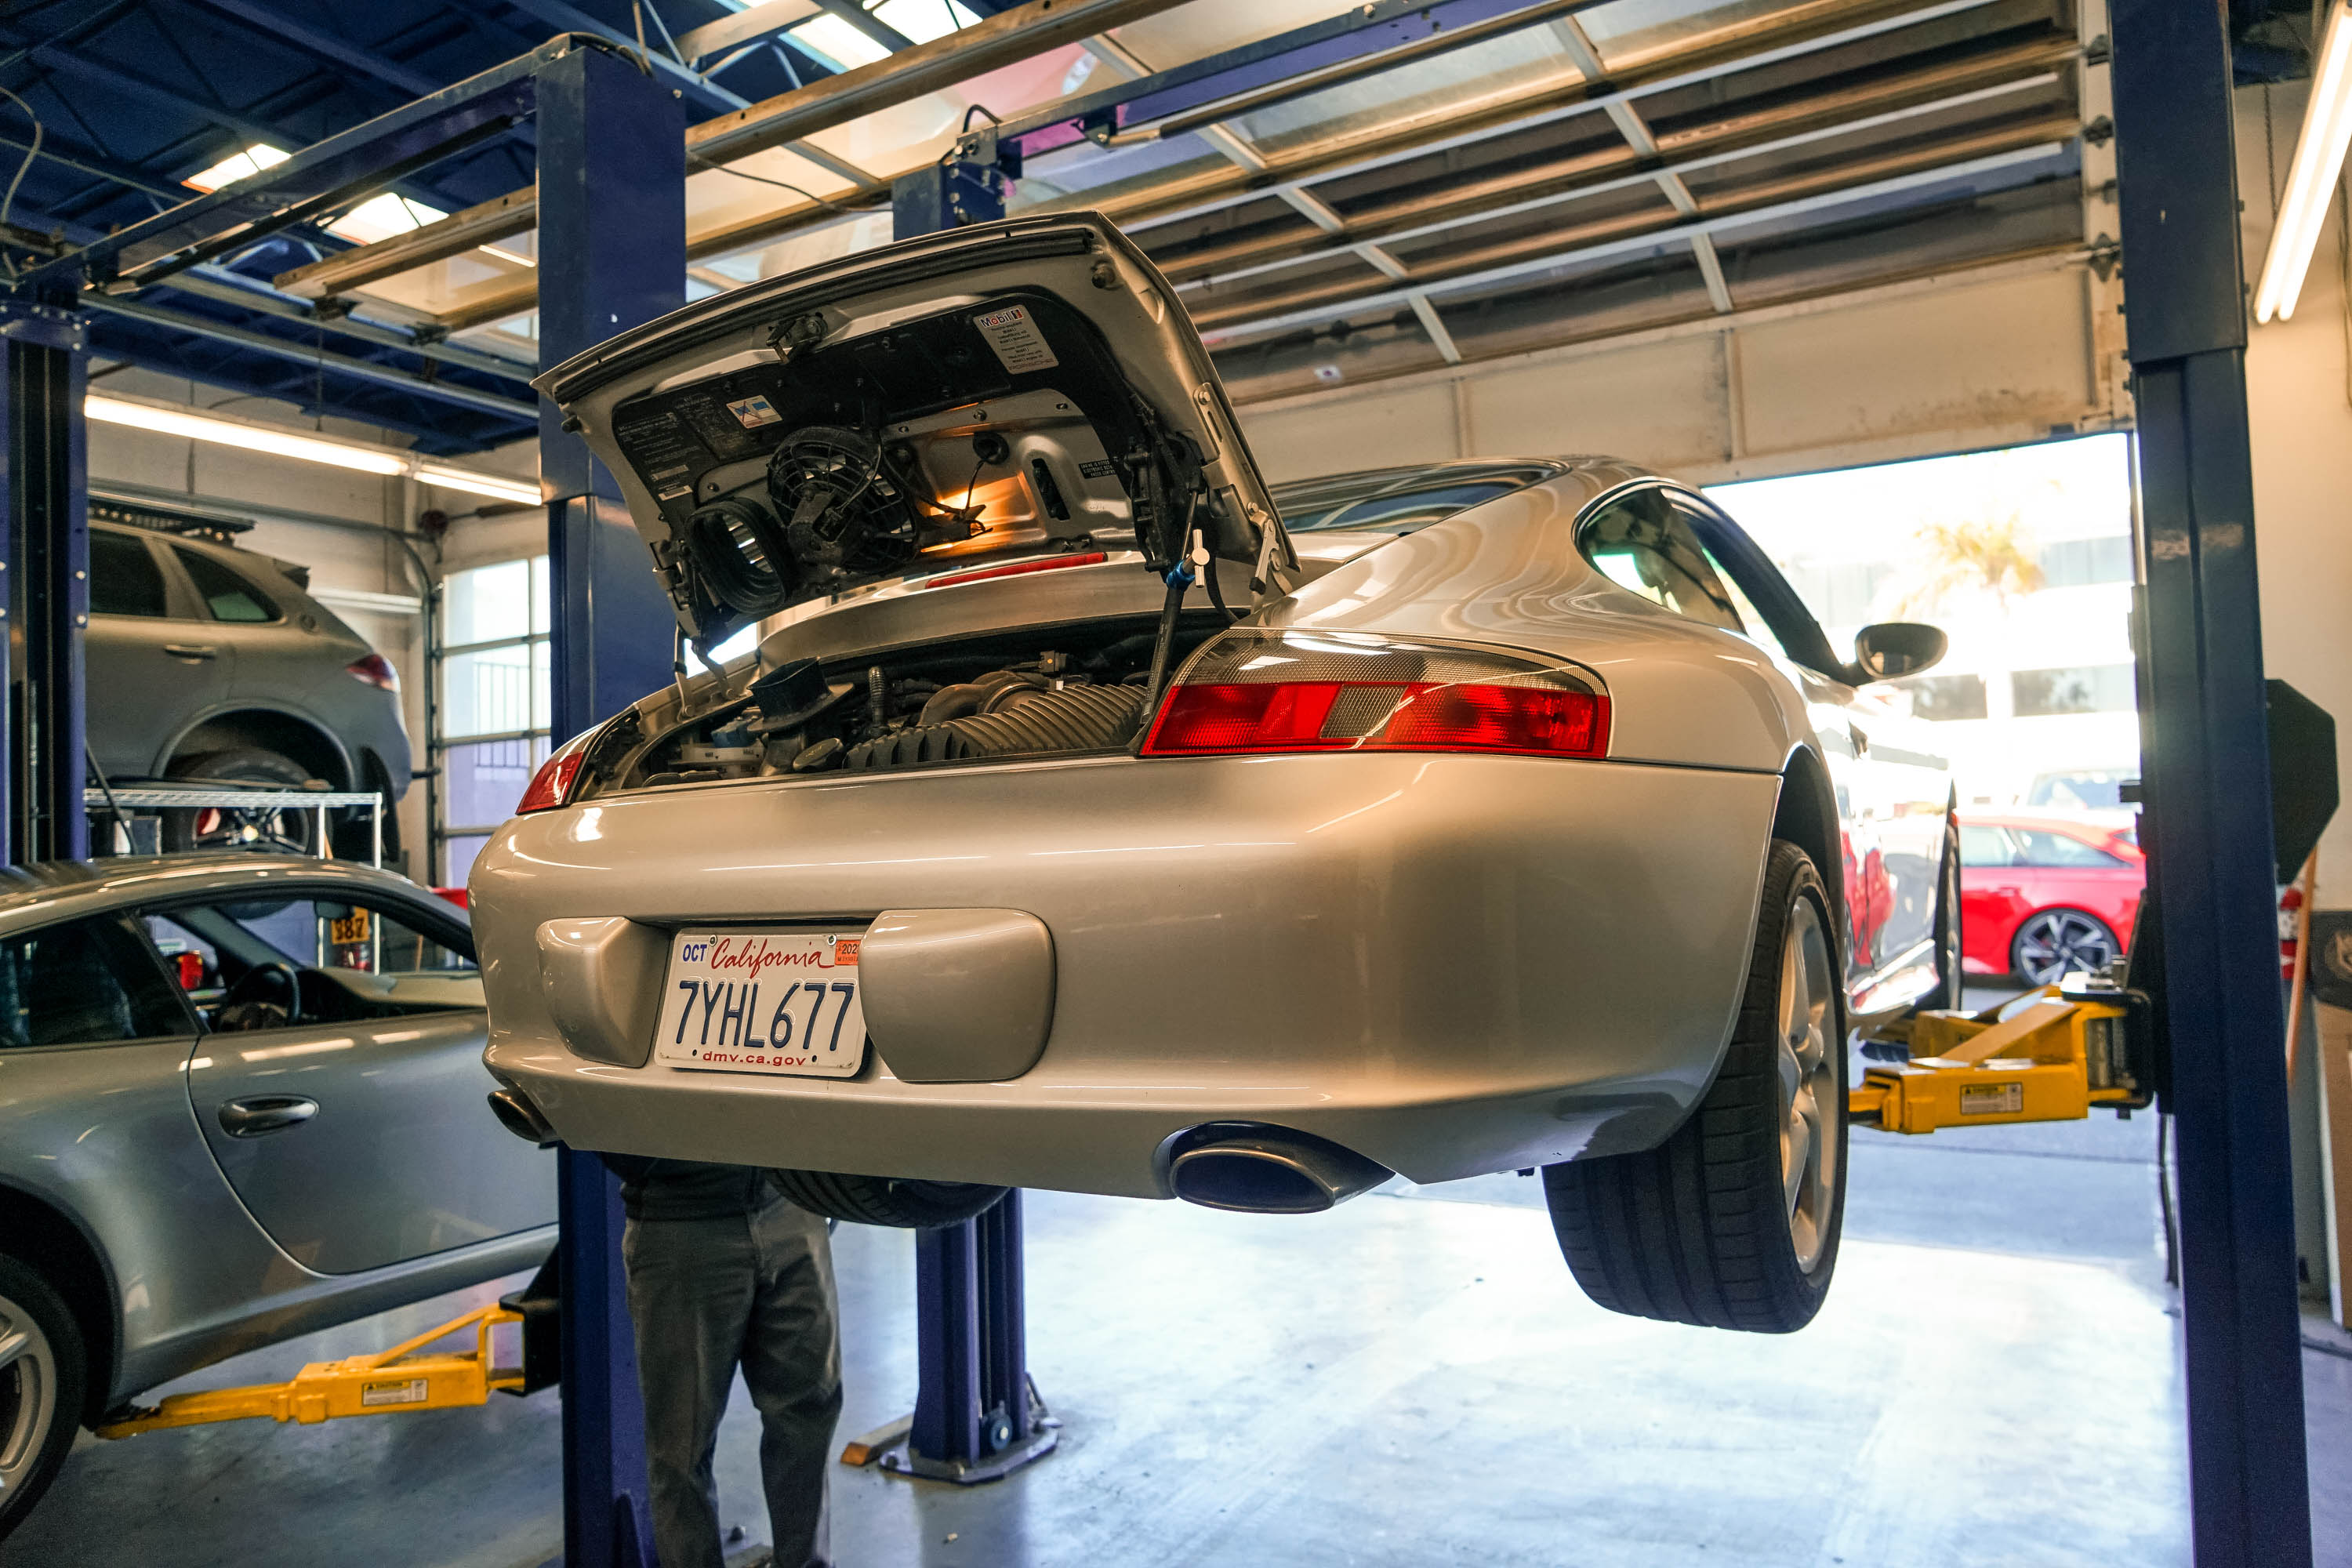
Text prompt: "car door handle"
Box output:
[[218, 1095, 318, 1138], [162, 643, 218, 661]]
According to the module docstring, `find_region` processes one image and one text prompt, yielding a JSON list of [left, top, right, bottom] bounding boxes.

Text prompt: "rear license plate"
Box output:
[[653, 930, 867, 1077]]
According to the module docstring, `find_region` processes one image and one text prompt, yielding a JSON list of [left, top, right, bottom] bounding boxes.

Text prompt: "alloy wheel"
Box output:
[[2014, 910, 2115, 986], [0, 1291, 57, 1519], [1776, 897, 1838, 1274]]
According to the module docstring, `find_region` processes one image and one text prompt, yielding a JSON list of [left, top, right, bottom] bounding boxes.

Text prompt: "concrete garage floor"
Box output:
[[7, 989, 2343, 1567]]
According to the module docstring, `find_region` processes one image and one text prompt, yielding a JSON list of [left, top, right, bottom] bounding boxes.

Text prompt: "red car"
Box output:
[[1958, 812, 2143, 985]]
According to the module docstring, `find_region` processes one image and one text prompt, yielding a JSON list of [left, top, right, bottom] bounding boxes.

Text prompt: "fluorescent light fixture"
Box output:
[[87, 394, 408, 476], [413, 464, 542, 506], [183, 142, 290, 193], [786, 14, 887, 70], [786, 0, 977, 67], [85, 394, 539, 504], [2256, 0, 2352, 322]]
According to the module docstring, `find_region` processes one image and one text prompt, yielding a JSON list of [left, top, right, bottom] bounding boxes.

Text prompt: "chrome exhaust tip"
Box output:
[[488, 1087, 561, 1147], [1165, 1125, 1392, 1214]]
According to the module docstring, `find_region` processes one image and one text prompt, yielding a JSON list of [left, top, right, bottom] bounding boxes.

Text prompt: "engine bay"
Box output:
[[607, 289, 1225, 651], [571, 613, 1236, 800]]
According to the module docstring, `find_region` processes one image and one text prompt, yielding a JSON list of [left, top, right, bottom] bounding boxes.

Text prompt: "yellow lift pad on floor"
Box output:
[[1850, 986, 2140, 1135], [96, 1303, 526, 1439]]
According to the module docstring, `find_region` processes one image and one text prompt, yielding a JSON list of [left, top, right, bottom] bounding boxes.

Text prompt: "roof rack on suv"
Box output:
[[91, 492, 256, 546]]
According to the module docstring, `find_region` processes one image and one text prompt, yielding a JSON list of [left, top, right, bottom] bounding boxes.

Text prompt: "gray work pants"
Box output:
[[622, 1196, 843, 1568]]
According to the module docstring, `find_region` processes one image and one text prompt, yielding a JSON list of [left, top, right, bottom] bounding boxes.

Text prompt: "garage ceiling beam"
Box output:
[[80, 293, 539, 421], [1152, 37, 2076, 288], [158, 266, 536, 384], [1077, 0, 2013, 234], [183, 0, 447, 99], [271, 0, 1202, 304], [1195, 129, 2070, 340]]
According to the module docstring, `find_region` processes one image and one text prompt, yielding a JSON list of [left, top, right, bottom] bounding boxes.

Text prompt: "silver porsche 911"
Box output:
[[476, 213, 1956, 1334]]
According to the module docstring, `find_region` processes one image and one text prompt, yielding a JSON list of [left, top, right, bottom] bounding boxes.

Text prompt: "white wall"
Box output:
[[1236, 252, 2130, 487], [2238, 82, 2352, 891]]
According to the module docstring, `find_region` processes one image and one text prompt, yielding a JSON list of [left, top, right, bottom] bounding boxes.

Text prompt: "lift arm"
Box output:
[[1850, 985, 2147, 1135], [96, 1302, 528, 1439]]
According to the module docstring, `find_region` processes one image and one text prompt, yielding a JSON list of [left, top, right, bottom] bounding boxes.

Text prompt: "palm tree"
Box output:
[[1896, 513, 2044, 616]]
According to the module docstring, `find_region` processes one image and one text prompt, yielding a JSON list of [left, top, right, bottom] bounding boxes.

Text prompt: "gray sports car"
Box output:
[[0, 855, 552, 1537], [474, 212, 1956, 1338]]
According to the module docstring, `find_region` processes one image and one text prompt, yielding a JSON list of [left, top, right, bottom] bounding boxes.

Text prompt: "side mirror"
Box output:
[[1852, 622, 1947, 683]]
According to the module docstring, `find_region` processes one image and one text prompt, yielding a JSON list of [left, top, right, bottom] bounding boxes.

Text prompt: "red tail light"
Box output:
[[347, 653, 400, 692], [517, 739, 590, 815], [1141, 631, 1608, 759]]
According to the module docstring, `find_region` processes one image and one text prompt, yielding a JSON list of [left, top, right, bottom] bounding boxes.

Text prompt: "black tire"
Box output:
[[771, 1170, 1009, 1229], [159, 747, 325, 855], [1544, 840, 1848, 1333], [2010, 908, 2118, 987], [0, 1254, 86, 1543], [1918, 814, 1964, 1011]]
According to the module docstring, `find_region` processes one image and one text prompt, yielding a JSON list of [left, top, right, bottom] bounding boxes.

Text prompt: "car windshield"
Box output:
[[2028, 771, 2129, 809], [1272, 463, 1560, 535]]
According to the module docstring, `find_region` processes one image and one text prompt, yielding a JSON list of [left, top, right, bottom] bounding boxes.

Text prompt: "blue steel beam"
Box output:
[[10, 35, 574, 292], [996, 0, 1602, 157], [536, 42, 687, 1568], [0, 302, 90, 866], [2107, 0, 2314, 1563], [183, 0, 448, 98], [79, 293, 539, 420]]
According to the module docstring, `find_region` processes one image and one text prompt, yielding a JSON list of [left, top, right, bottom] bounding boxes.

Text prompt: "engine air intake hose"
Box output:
[[844, 684, 1145, 771]]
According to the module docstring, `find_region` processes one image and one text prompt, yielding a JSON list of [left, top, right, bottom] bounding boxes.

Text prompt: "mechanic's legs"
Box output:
[[622, 1212, 757, 1568], [741, 1197, 843, 1568]]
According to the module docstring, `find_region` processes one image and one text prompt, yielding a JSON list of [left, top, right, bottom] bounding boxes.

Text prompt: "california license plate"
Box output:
[[653, 930, 866, 1077]]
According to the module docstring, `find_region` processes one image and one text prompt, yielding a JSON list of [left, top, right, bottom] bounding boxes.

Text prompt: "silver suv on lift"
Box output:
[[85, 506, 412, 862]]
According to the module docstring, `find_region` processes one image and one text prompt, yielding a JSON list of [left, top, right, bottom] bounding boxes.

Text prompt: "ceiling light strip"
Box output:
[[85, 394, 539, 505]]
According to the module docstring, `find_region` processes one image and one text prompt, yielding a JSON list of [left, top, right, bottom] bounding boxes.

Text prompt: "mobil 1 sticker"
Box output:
[[971, 304, 1059, 374], [655, 931, 866, 1078]]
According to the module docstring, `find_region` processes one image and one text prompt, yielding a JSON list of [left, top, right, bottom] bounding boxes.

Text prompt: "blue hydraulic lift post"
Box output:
[[2106, 2, 2314, 1563], [0, 297, 91, 866], [534, 43, 688, 1568], [880, 156, 1058, 1486]]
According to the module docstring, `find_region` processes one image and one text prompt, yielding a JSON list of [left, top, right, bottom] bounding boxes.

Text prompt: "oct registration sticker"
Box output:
[[654, 930, 866, 1077]]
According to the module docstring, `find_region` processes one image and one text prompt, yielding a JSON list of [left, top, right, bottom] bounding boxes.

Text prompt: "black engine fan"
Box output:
[[767, 425, 917, 583]]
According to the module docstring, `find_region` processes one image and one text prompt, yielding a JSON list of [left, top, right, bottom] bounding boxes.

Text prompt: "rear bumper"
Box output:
[[475, 751, 1779, 1198]]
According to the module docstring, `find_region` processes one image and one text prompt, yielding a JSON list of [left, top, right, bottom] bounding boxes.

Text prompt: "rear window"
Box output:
[[175, 546, 279, 622], [1272, 464, 1558, 535]]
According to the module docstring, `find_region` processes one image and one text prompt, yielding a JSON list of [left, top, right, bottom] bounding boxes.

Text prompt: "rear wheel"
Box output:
[[2012, 909, 2117, 987], [771, 1171, 1009, 1229], [0, 1255, 85, 1542], [1544, 840, 1847, 1333], [159, 747, 324, 856]]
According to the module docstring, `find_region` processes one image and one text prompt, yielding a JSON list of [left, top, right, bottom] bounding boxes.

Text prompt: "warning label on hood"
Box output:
[[971, 305, 1059, 375]]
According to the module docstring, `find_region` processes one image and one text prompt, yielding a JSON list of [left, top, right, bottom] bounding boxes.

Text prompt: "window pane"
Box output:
[[1579, 491, 1744, 633], [91, 532, 168, 617], [445, 558, 537, 647], [442, 736, 548, 828], [442, 644, 541, 738], [145, 898, 480, 1032], [1958, 826, 2012, 868], [2037, 536, 2132, 588], [4, 917, 188, 1047], [532, 556, 552, 635], [2013, 829, 2125, 869], [441, 833, 491, 888], [2013, 665, 2135, 717], [175, 547, 278, 622]]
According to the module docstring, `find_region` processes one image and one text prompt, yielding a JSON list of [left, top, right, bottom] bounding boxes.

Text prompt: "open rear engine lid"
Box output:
[[535, 212, 1294, 652]]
